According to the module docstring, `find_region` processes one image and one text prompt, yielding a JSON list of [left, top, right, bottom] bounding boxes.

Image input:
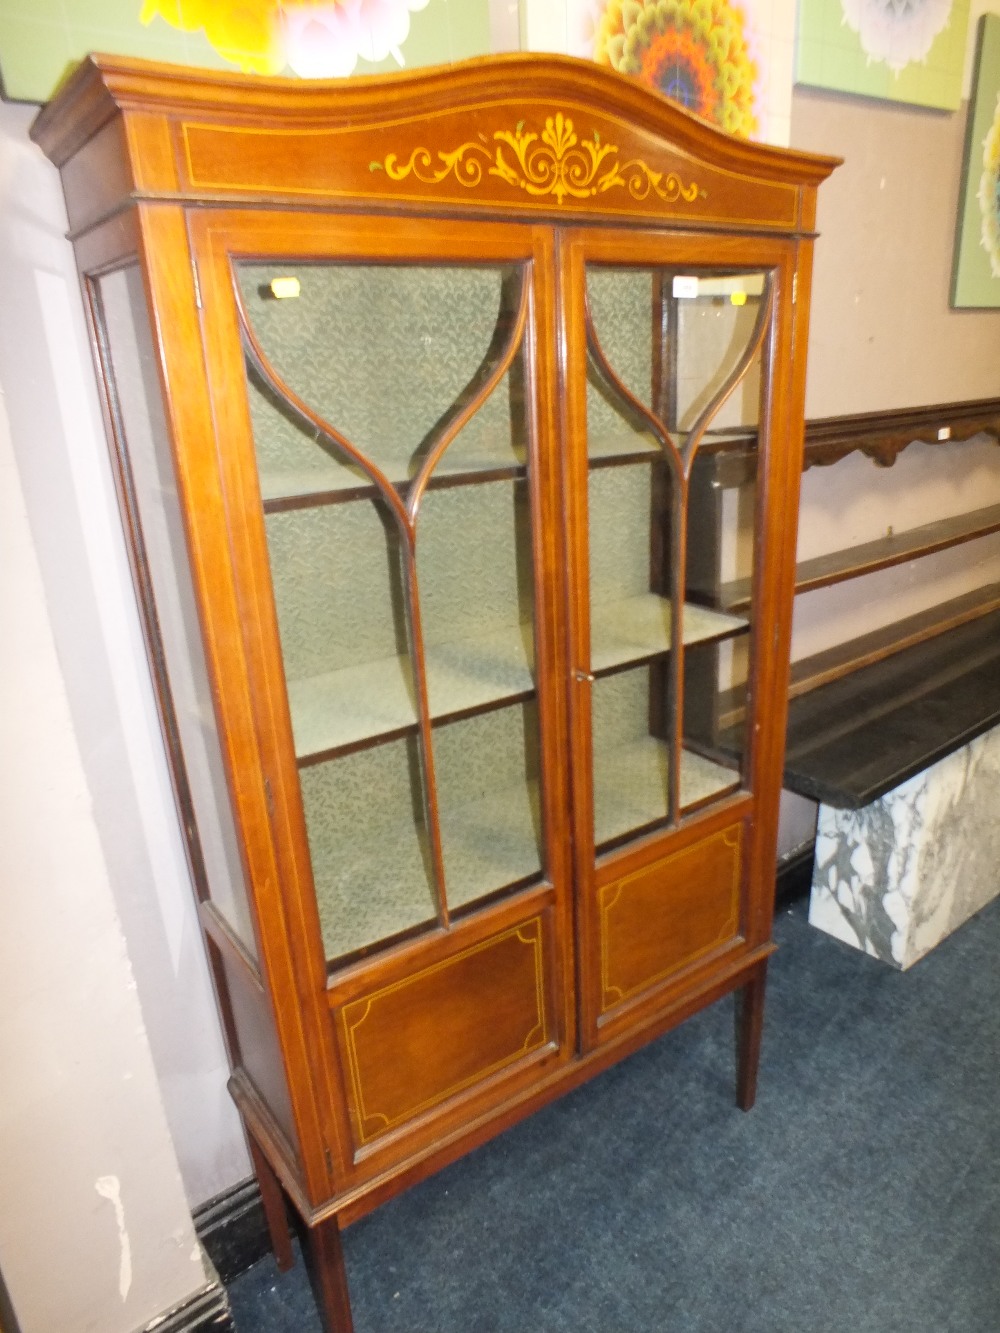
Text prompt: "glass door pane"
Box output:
[[236, 259, 545, 963], [584, 266, 771, 851]]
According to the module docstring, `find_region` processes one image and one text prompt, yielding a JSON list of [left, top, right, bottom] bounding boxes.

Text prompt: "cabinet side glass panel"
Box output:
[[585, 267, 766, 850], [237, 259, 542, 963], [94, 266, 258, 956]]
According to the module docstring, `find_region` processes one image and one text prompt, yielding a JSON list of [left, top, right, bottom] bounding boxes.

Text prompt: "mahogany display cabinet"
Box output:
[[33, 53, 837, 1331]]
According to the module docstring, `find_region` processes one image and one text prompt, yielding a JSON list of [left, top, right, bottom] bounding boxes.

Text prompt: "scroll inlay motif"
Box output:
[[371, 112, 704, 207]]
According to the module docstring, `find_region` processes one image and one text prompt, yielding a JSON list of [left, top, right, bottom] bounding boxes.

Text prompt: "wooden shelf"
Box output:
[[291, 623, 534, 761], [713, 583, 1000, 741], [796, 503, 1000, 594], [686, 400, 1000, 497], [789, 581, 1000, 697], [588, 429, 759, 473], [441, 775, 543, 912], [291, 595, 746, 762], [588, 433, 660, 467], [594, 738, 739, 847], [591, 593, 746, 674], [720, 503, 1000, 613]]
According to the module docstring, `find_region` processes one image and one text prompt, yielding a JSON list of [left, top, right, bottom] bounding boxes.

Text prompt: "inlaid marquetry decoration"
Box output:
[[338, 918, 549, 1145], [600, 825, 742, 1011], [372, 113, 705, 207]]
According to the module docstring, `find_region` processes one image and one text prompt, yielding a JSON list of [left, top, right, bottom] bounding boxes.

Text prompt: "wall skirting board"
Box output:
[[194, 1178, 275, 1286], [775, 843, 817, 907], [138, 1276, 232, 1333]]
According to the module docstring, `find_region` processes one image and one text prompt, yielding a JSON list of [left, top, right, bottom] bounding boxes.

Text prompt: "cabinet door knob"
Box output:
[[575, 670, 595, 683]]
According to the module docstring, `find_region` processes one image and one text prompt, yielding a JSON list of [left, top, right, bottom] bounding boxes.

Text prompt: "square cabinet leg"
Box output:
[[735, 962, 768, 1112], [302, 1213, 355, 1333], [246, 1136, 295, 1273]]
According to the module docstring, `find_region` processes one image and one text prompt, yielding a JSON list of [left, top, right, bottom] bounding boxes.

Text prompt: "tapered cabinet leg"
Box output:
[[302, 1214, 355, 1333], [735, 963, 768, 1111], [247, 1136, 295, 1273]]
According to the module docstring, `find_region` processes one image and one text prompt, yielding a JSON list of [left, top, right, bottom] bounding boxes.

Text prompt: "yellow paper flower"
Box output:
[[140, 0, 286, 74], [141, 0, 429, 77]]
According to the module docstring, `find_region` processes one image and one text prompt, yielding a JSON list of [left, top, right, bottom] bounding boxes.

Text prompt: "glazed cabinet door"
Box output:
[[188, 212, 574, 1179], [560, 230, 799, 1044]]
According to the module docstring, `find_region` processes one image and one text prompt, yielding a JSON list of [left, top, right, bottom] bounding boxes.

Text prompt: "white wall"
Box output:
[[0, 320, 210, 1330], [0, 96, 249, 1261], [775, 88, 1000, 851]]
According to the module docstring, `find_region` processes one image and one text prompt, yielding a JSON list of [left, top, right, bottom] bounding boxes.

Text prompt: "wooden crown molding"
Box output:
[[32, 51, 839, 188]]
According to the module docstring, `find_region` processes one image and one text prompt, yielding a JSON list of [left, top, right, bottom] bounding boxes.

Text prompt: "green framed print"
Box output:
[[953, 14, 1000, 308], [796, 0, 971, 110]]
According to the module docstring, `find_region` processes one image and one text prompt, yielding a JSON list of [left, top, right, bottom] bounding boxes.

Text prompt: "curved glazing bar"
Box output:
[[408, 270, 529, 520], [415, 271, 545, 911], [676, 276, 774, 477]]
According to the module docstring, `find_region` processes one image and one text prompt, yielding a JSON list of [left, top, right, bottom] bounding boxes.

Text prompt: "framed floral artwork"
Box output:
[[953, 14, 1000, 307], [796, 0, 971, 110], [0, 0, 492, 103], [525, 0, 797, 146]]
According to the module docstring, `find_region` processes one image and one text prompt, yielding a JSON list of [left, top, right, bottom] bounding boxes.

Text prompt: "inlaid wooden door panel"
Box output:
[[334, 911, 555, 1154], [598, 821, 743, 1018]]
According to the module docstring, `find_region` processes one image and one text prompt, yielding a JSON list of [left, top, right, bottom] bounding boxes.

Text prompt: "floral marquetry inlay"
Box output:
[[372, 112, 705, 207]]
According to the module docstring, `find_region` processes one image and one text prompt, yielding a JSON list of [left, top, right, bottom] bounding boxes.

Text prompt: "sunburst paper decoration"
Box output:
[[140, 0, 430, 78], [578, 0, 763, 139], [555, 0, 798, 145], [953, 15, 1000, 308]]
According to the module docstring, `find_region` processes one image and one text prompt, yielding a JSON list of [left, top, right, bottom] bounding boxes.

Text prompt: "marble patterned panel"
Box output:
[[809, 722, 1000, 969]]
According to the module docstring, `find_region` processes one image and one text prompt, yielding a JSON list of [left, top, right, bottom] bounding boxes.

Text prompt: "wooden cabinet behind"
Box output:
[[33, 53, 837, 1332]]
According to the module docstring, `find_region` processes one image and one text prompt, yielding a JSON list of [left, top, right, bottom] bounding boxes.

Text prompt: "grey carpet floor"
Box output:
[[228, 895, 1000, 1332]]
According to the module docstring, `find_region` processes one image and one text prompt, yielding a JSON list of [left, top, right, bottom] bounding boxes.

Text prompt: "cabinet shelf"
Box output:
[[594, 739, 740, 848], [260, 442, 528, 511], [591, 593, 747, 674], [290, 622, 535, 761], [441, 774, 543, 912], [288, 595, 747, 762], [588, 433, 661, 467]]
